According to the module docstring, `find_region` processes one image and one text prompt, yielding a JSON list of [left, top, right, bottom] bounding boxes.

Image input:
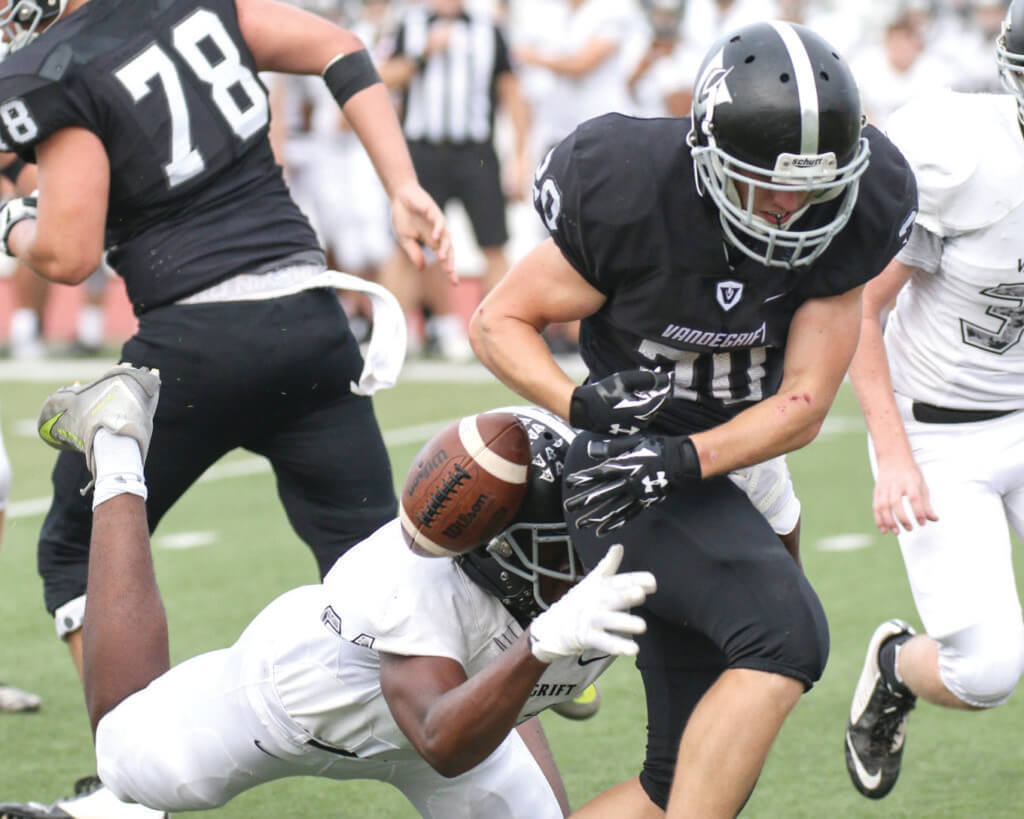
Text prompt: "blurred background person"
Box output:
[[380, 0, 531, 360], [512, 0, 642, 354], [624, 0, 702, 118], [852, 10, 955, 128]]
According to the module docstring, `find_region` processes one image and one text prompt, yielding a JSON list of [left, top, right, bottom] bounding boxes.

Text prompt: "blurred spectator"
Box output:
[[932, 0, 1010, 92], [380, 0, 530, 360], [682, 0, 780, 54], [512, 0, 642, 353], [624, 1, 703, 118], [852, 12, 955, 128]]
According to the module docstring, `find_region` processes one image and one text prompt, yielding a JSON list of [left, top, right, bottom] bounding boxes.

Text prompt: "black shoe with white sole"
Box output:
[[844, 619, 917, 799]]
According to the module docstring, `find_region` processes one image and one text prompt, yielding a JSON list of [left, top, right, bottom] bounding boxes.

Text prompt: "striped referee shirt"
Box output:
[[393, 7, 512, 145]]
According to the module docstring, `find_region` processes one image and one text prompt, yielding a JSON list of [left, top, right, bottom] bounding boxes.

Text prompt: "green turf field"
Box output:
[[1, 368, 1021, 817]]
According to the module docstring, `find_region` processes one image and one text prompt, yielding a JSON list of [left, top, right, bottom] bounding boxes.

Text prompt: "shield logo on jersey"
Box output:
[[716, 280, 744, 311]]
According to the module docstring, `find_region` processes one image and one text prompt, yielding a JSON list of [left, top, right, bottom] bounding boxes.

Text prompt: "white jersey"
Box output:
[[271, 519, 612, 754], [883, 91, 1024, 410], [96, 520, 608, 814]]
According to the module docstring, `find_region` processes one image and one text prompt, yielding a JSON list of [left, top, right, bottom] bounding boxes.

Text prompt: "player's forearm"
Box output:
[[341, 83, 418, 199], [416, 637, 547, 777], [469, 309, 575, 421], [7, 220, 96, 285], [690, 386, 834, 478], [848, 316, 914, 463]]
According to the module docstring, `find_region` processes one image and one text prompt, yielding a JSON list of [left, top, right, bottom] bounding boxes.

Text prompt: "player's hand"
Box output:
[[528, 544, 655, 663], [569, 369, 674, 436], [390, 181, 456, 281], [872, 452, 938, 534], [0, 190, 37, 257], [563, 434, 699, 537]]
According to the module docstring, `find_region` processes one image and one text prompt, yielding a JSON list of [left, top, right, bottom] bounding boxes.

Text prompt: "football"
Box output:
[[400, 411, 531, 557]]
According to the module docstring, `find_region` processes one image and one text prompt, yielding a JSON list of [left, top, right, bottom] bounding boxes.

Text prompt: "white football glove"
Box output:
[[528, 543, 656, 664], [0, 190, 38, 257]]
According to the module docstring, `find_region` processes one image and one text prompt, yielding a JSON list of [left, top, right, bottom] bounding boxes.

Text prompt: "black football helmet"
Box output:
[[997, 0, 1024, 127], [0, 0, 66, 56], [458, 406, 583, 627], [688, 21, 870, 268]]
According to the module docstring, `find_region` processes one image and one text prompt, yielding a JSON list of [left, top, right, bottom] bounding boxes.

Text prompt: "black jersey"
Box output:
[[0, 0, 323, 313], [535, 113, 917, 434]]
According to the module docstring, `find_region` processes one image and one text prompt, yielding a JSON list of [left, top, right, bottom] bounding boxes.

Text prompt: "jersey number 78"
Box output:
[[113, 8, 268, 187]]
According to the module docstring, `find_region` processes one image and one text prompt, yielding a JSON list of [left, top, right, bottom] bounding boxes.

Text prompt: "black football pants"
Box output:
[[565, 431, 829, 809], [38, 289, 397, 616]]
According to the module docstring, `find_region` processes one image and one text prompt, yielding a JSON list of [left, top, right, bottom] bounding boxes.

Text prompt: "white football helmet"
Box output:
[[997, 0, 1024, 127]]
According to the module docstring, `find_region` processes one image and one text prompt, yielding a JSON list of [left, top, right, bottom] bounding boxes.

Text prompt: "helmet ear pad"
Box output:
[[688, 21, 870, 268]]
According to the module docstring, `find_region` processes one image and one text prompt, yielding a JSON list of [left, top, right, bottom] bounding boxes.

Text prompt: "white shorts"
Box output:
[[96, 613, 561, 817], [869, 395, 1024, 639]]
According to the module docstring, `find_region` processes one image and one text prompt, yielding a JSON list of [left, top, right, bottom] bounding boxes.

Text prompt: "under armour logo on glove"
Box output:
[[563, 434, 701, 537], [569, 369, 673, 436]]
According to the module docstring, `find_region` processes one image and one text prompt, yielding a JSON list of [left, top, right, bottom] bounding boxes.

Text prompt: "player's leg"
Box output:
[[39, 316, 251, 678], [565, 434, 827, 819], [36, 364, 164, 731], [457, 142, 510, 295], [846, 410, 1024, 798], [243, 289, 396, 576], [10, 262, 48, 359]]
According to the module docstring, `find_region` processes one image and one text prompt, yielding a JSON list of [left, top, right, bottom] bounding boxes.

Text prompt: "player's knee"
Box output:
[[939, 621, 1024, 707]]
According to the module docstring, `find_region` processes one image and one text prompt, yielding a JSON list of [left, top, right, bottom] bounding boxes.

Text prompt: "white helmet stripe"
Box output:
[[770, 22, 819, 154]]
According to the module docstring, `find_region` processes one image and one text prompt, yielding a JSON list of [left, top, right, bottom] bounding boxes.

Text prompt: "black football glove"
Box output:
[[563, 434, 700, 537], [0, 190, 37, 257], [569, 369, 673, 436]]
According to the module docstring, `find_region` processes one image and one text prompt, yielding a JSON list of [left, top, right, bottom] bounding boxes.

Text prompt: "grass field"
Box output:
[[1, 361, 1022, 818]]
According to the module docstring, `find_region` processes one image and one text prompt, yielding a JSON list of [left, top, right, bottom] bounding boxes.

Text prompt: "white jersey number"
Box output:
[[115, 9, 268, 188], [961, 283, 1024, 355], [639, 339, 768, 405]]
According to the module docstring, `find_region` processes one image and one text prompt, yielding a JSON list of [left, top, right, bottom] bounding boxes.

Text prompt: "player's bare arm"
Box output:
[[848, 257, 937, 534], [5, 127, 108, 283], [235, 0, 453, 275], [470, 238, 606, 419], [379, 643, 549, 778], [514, 37, 618, 79], [689, 284, 865, 478], [0, 150, 37, 193]]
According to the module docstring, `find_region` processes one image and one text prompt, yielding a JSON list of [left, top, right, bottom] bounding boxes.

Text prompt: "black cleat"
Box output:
[[844, 619, 917, 799]]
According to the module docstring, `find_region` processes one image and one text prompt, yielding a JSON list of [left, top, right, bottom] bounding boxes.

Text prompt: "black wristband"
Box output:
[[664, 436, 702, 481], [323, 50, 382, 108], [0, 156, 26, 185]]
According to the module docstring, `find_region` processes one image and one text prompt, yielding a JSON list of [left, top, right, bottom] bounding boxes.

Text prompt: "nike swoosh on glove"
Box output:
[[563, 434, 700, 537], [569, 369, 673, 436], [528, 544, 656, 663]]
